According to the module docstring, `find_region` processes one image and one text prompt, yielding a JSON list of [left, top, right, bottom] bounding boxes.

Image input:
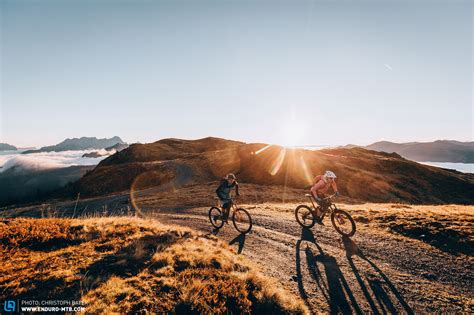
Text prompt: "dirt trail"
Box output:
[[2, 189, 472, 313], [152, 206, 473, 314]]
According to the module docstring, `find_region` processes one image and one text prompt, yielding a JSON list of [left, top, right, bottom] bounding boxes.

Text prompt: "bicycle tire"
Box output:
[[209, 207, 225, 229], [232, 208, 252, 234], [331, 208, 356, 237], [295, 205, 316, 228]]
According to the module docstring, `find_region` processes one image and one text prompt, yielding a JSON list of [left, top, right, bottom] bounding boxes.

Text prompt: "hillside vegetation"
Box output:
[[0, 165, 94, 207], [0, 217, 308, 314], [74, 137, 474, 204]]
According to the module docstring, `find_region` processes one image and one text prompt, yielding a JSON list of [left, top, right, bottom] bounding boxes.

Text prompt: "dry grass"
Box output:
[[0, 217, 308, 314], [343, 204, 474, 256], [254, 201, 474, 256]]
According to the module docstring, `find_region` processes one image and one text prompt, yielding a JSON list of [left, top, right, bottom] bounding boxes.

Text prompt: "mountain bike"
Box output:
[[295, 193, 356, 237], [209, 197, 252, 234]]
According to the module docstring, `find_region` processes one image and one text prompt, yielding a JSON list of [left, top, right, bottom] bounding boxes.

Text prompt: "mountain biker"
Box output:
[[310, 170, 339, 222], [216, 173, 240, 220]]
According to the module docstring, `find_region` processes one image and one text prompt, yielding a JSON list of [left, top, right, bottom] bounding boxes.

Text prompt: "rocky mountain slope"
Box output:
[[73, 137, 474, 204]]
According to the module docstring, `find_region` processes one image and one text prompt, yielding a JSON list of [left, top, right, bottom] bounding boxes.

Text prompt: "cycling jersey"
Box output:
[[311, 175, 337, 199], [216, 178, 239, 202]]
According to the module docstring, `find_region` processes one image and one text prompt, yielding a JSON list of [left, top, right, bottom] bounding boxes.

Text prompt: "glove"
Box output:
[[335, 191, 340, 197]]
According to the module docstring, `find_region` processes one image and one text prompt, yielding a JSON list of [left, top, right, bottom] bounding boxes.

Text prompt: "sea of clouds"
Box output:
[[0, 149, 113, 172]]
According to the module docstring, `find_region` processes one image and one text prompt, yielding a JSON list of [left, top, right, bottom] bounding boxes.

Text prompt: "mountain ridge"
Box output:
[[73, 137, 474, 204], [365, 140, 474, 163], [22, 136, 125, 154], [0, 143, 17, 151]]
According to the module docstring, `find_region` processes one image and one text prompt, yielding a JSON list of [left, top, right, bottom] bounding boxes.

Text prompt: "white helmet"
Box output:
[[325, 170, 337, 179]]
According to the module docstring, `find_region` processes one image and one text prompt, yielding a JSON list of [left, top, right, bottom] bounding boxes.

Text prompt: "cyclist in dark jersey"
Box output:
[[216, 173, 240, 220]]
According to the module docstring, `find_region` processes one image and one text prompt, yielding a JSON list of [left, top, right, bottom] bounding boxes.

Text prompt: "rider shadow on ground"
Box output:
[[208, 227, 246, 254], [295, 228, 363, 315], [229, 233, 246, 254], [342, 236, 414, 315]]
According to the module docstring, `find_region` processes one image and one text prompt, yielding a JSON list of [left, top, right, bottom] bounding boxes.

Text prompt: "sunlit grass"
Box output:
[[0, 217, 309, 314]]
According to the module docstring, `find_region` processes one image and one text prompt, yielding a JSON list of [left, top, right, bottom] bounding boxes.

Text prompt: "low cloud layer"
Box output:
[[0, 150, 111, 172]]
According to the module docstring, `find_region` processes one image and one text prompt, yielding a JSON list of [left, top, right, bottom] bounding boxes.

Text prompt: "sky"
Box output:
[[0, 0, 472, 148]]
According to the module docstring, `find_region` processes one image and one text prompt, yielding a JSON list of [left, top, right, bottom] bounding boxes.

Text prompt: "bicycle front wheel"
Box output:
[[209, 207, 225, 229], [331, 209, 356, 237], [232, 208, 252, 234], [295, 205, 316, 228]]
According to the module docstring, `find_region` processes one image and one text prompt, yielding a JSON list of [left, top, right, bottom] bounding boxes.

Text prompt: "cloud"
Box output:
[[0, 150, 111, 172], [384, 63, 393, 71]]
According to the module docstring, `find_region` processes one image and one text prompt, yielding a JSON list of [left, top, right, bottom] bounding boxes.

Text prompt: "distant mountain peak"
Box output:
[[366, 140, 474, 163], [0, 143, 17, 151], [22, 136, 125, 154]]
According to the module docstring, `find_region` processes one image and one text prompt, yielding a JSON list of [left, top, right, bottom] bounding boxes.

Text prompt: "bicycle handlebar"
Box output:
[[323, 193, 338, 201]]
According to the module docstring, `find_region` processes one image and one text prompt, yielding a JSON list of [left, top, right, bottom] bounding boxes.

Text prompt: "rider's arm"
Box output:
[[331, 181, 339, 195], [331, 181, 338, 192], [234, 181, 240, 196]]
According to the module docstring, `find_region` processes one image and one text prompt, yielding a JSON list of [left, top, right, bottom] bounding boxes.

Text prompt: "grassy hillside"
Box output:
[[73, 137, 474, 204], [0, 217, 308, 314]]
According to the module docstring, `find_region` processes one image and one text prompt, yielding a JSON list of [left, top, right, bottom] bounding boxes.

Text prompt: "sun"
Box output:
[[279, 114, 308, 147]]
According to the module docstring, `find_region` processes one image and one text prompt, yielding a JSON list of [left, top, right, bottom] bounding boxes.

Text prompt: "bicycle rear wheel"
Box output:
[[232, 208, 252, 234], [209, 207, 225, 229], [331, 208, 356, 237], [295, 205, 316, 228]]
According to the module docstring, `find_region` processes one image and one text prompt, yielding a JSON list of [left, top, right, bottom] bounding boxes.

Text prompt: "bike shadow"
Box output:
[[295, 228, 363, 314], [229, 233, 246, 254], [341, 236, 413, 315]]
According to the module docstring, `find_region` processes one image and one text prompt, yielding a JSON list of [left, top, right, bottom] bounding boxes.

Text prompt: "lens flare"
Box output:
[[130, 172, 154, 216], [129, 170, 177, 215], [255, 144, 272, 155], [270, 148, 286, 176], [299, 154, 314, 185]]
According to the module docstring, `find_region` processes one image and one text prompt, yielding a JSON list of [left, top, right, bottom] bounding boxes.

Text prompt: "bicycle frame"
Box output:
[[216, 198, 238, 217], [306, 194, 337, 220]]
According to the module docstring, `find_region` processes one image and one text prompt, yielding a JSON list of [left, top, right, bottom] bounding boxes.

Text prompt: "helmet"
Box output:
[[227, 173, 236, 180], [324, 170, 337, 179]]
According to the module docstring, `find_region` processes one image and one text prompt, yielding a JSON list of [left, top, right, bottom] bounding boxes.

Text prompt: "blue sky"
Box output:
[[0, 0, 472, 147]]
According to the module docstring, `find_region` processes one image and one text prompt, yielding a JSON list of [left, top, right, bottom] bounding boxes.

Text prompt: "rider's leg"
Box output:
[[222, 201, 231, 220], [310, 186, 318, 202], [310, 190, 323, 216]]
